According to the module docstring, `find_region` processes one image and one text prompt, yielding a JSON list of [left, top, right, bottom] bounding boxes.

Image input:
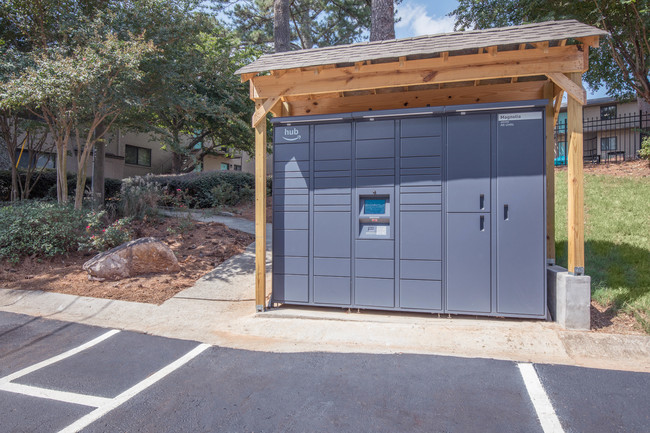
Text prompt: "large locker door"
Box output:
[[496, 112, 545, 316], [447, 114, 491, 213], [447, 213, 491, 312]]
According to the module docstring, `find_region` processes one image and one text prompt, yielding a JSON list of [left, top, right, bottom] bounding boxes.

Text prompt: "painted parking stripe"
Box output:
[[58, 343, 211, 433], [0, 382, 111, 407], [518, 363, 564, 433], [0, 329, 120, 383]]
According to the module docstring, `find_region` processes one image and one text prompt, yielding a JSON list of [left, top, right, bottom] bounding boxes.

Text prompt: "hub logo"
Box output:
[[282, 127, 301, 141]]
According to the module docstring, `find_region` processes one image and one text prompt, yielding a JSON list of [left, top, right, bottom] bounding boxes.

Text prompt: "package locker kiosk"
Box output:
[[271, 100, 547, 319]]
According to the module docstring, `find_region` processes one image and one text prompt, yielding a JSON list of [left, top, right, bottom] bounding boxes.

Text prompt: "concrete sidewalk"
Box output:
[[1, 213, 649, 374]]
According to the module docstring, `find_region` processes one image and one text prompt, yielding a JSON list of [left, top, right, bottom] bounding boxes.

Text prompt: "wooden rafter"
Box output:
[[249, 45, 586, 99]]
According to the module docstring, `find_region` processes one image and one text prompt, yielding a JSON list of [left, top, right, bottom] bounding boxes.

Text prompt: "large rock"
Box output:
[[83, 237, 180, 281]]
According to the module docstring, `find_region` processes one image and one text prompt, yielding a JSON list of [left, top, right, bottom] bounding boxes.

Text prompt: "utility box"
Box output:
[[271, 100, 547, 318]]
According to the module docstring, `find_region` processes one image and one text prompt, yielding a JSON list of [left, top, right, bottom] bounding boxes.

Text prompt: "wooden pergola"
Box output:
[[237, 20, 608, 311]]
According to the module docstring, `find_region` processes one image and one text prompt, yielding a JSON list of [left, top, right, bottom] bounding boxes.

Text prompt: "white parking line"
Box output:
[[58, 343, 211, 433], [0, 382, 111, 407], [518, 363, 565, 433], [0, 329, 120, 384]]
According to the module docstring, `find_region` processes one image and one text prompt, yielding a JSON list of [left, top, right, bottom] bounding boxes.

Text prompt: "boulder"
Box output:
[[83, 237, 180, 281]]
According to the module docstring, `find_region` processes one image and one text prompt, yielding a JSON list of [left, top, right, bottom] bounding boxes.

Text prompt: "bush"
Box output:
[[639, 136, 650, 161], [119, 176, 160, 219], [0, 201, 95, 262], [0, 169, 122, 202], [128, 171, 256, 208], [81, 216, 133, 251]]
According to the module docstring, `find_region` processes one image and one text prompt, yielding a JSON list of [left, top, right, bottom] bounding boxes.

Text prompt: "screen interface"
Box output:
[[364, 199, 386, 215]]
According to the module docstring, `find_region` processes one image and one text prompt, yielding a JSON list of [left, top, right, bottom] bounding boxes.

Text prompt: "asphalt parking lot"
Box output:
[[1, 311, 649, 433]]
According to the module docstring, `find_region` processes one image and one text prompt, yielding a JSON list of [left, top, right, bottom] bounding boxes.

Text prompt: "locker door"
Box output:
[[447, 114, 491, 213], [446, 213, 491, 313], [496, 113, 545, 316]]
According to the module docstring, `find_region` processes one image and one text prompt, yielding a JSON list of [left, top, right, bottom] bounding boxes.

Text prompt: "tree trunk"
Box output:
[[74, 165, 87, 210], [10, 165, 19, 202], [171, 152, 183, 174], [92, 122, 106, 208], [370, 0, 395, 42], [274, 0, 291, 52], [57, 140, 68, 204]]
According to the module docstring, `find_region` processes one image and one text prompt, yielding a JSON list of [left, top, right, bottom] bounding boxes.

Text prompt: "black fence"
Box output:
[[554, 111, 650, 165]]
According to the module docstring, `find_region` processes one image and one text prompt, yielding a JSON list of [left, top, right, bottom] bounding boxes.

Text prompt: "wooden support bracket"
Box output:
[[252, 97, 280, 127], [546, 72, 586, 105]]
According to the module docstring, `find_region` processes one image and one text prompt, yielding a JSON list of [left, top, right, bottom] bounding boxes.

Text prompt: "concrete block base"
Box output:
[[547, 265, 591, 330]]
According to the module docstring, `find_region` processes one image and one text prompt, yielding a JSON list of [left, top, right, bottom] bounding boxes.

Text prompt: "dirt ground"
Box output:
[[556, 158, 650, 177], [590, 301, 646, 335], [0, 217, 254, 305], [235, 196, 272, 223]]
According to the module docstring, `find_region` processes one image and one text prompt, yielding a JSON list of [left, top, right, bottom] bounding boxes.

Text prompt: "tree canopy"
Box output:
[[451, 0, 650, 103]]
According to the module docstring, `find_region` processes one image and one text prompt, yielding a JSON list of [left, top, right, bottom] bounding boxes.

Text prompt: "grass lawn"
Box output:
[[555, 169, 650, 333]]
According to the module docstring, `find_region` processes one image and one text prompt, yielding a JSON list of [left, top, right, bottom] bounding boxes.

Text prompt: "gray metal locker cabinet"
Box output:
[[496, 111, 546, 316], [354, 119, 396, 308], [446, 114, 492, 313], [272, 125, 310, 303], [313, 121, 354, 305], [398, 116, 444, 311]]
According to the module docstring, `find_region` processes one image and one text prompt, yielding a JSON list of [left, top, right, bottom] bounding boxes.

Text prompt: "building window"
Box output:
[[600, 105, 617, 119], [601, 136, 617, 152], [15, 150, 55, 169], [233, 164, 242, 171], [125, 145, 151, 167], [220, 163, 229, 171]]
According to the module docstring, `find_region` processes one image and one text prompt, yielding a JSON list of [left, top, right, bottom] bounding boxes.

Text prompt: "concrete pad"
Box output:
[[547, 265, 591, 330]]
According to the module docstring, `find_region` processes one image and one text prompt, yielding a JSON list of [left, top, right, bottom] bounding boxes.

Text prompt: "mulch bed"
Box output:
[[555, 158, 650, 177], [0, 217, 254, 305]]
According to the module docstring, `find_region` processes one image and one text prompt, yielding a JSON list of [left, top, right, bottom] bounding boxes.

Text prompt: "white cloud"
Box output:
[[396, 3, 456, 37]]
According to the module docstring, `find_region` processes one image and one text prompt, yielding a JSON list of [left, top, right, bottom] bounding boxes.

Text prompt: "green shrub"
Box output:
[[0, 170, 122, 202], [81, 216, 133, 251], [639, 136, 650, 161], [267, 175, 272, 196], [127, 171, 256, 208], [119, 175, 160, 219], [0, 201, 94, 262]]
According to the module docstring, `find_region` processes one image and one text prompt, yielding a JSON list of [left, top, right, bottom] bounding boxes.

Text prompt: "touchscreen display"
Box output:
[[364, 199, 386, 214]]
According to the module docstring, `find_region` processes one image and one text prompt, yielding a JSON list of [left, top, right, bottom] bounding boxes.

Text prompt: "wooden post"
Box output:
[[254, 106, 267, 311], [566, 72, 585, 274], [544, 81, 555, 261]]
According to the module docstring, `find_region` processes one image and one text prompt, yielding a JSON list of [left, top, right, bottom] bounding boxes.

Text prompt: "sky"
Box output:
[[395, 0, 608, 100]]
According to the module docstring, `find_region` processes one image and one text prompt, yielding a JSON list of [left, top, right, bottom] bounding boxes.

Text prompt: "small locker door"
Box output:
[[447, 114, 491, 213], [496, 111, 546, 316]]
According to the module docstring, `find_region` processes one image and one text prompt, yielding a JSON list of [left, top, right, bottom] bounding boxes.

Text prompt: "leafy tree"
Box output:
[[0, 10, 154, 208], [226, 0, 382, 51], [451, 0, 650, 103], [125, 1, 255, 173]]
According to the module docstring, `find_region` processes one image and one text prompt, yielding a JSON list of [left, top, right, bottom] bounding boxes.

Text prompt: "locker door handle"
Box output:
[[479, 194, 485, 210], [504, 204, 509, 220], [480, 215, 485, 231]]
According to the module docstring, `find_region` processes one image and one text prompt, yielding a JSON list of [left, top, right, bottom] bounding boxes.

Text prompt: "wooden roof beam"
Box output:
[[250, 45, 586, 99], [240, 72, 257, 83], [286, 81, 546, 116], [577, 36, 599, 47]]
